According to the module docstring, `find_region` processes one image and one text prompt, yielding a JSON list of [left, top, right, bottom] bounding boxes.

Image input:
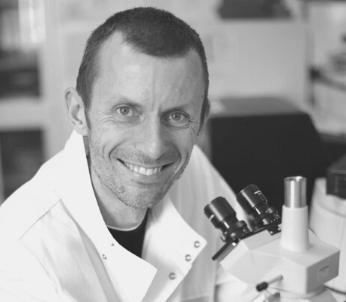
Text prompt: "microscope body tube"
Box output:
[[280, 176, 309, 252]]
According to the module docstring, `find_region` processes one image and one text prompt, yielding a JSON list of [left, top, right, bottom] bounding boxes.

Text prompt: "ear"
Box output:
[[65, 88, 89, 136]]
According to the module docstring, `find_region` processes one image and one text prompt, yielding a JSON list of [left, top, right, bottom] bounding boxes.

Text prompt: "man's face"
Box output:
[[86, 34, 205, 209]]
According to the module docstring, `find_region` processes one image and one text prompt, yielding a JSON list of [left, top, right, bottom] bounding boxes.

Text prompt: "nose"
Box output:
[[135, 118, 168, 161]]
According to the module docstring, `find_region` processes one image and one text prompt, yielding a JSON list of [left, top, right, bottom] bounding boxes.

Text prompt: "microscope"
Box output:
[[205, 176, 340, 302]]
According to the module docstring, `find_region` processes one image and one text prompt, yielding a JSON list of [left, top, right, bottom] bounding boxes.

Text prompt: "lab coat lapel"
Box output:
[[142, 197, 207, 302]]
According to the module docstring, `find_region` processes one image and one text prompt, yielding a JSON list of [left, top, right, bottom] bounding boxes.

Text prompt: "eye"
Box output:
[[164, 111, 192, 128], [116, 105, 133, 116], [113, 104, 140, 122]]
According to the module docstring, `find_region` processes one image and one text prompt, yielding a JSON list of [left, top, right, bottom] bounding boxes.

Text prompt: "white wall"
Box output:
[[206, 21, 308, 106]]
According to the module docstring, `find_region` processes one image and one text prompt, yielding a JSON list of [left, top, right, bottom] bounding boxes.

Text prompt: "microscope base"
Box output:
[[219, 230, 339, 300], [278, 288, 336, 302]]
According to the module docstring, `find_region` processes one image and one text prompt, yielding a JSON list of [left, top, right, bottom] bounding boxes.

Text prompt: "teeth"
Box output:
[[124, 162, 162, 176]]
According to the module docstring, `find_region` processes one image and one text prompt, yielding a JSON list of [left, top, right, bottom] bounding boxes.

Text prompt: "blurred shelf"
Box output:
[[0, 98, 47, 129]]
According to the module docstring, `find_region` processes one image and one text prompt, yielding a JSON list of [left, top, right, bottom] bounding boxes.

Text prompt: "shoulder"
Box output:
[[0, 155, 62, 242], [171, 145, 241, 213]]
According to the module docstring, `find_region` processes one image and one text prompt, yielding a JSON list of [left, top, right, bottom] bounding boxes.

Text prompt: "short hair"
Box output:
[[76, 7, 209, 127]]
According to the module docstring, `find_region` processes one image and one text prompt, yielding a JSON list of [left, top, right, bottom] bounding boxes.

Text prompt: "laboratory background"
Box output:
[[0, 0, 346, 208]]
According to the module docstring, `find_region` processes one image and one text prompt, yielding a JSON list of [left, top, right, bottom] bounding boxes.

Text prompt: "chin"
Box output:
[[116, 187, 167, 209]]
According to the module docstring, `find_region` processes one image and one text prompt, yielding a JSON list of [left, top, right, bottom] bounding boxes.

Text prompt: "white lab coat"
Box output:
[[0, 131, 257, 302]]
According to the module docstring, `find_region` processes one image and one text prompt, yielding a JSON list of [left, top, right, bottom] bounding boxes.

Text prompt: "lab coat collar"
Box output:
[[50, 131, 206, 301], [50, 131, 156, 301]]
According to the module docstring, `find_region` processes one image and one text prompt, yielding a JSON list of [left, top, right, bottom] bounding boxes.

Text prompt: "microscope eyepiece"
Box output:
[[237, 184, 267, 214], [204, 197, 250, 242], [237, 185, 280, 231], [204, 196, 237, 229]]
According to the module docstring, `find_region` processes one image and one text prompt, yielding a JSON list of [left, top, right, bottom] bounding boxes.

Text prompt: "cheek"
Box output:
[[174, 139, 195, 180], [88, 128, 116, 162], [174, 129, 197, 158], [88, 117, 128, 155], [187, 126, 199, 146]]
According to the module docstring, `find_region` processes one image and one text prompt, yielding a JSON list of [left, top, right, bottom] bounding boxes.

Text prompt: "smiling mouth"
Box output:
[[118, 159, 170, 176]]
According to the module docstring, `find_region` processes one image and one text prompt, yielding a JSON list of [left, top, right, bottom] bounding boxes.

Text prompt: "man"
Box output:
[[0, 7, 253, 302]]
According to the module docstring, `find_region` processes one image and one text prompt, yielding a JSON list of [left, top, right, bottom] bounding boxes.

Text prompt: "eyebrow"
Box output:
[[163, 105, 192, 113], [108, 97, 141, 109], [108, 95, 195, 114]]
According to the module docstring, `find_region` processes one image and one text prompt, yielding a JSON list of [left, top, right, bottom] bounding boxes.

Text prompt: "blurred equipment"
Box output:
[[209, 98, 327, 214], [217, 0, 291, 19], [310, 155, 346, 301], [205, 176, 340, 301]]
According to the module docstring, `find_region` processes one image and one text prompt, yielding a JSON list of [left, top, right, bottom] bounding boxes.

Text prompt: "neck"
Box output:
[[89, 165, 147, 230]]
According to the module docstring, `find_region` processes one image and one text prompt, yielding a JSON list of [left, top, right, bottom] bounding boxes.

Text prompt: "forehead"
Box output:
[[92, 32, 205, 106]]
